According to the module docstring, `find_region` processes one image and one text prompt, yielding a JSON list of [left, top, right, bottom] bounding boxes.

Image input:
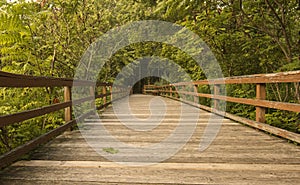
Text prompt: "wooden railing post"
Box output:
[[158, 86, 161, 96], [169, 86, 172, 97], [90, 86, 95, 109], [109, 85, 113, 101], [194, 85, 198, 103], [175, 88, 179, 99], [64, 86, 72, 123], [102, 86, 107, 105], [256, 83, 266, 123], [214, 85, 220, 110]]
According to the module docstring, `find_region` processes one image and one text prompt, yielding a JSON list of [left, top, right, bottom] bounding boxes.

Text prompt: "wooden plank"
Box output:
[[1, 94, 300, 185], [96, 82, 112, 87], [213, 84, 220, 109], [29, 152, 300, 165], [35, 138, 298, 151], [109, 86, 113, 101], [95, 92, 111, 99], [32, 145, 299, 157], [96, 90, 129, 110], [0, 96, 94, 128], [0, 71, 94, 87], [102, 86, 107, 105], [39, 138, 298, 150], [12, 160, 300, 171], [1, 162, 300, 185], [0, 111, 94, 169], [161, 95, 300, 143], [0, 110, 94, 169], [256, 83, 266, 123], [64, 86, 72, 123], [171, 70, 300, 86], [223, 112, 300, 143], [0, 180, 138, 185], [89, 86, 95, 109], [176, 91, 300, 113]]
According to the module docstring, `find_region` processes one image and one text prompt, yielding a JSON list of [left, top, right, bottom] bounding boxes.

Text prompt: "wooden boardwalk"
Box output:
[[0, 95, 299, 184]]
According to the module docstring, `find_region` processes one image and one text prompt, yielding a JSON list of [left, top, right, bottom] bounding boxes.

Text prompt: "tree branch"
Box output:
[[265, 0, 292, 62]]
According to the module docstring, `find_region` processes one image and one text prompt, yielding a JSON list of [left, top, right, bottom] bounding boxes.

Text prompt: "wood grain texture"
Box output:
[[0, 96, 94, 128], [0, 111, 94, 169], [168, 70, 300, 86], [0, 95, 299, 185], [165, 95, 300, 143], [159, 90, 300, 113]]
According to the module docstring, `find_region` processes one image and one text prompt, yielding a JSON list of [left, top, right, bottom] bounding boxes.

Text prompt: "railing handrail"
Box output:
[[154, 70, 300, 87], [0, 71, 114, 87], [0, 71, 128, 169], [144, 70, 300, 144]]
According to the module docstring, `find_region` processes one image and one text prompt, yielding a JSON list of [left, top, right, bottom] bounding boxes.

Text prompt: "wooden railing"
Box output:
[[144, 71, 300, 143], [0, 71, 127, 168]]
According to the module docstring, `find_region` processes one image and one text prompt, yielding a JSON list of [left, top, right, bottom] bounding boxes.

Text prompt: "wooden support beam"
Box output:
[[256, 83, 266, 123], [64, 86, 72, 123], [194, 85, 198, 104], [109, 86, 113, 102], [102, 86, 107, 105], [174, 86, 179, 99], [214, 85, 220, 110], [90, 86, 95, 109], [175, 90, 300, 113]]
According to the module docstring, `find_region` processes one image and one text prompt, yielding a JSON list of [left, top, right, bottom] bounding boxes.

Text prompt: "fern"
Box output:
[[0, 32, 22, 45], [0, 13, 24, 31]]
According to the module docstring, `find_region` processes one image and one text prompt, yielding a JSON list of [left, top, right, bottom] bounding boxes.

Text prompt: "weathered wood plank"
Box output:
[[1, 163, 299, 185], [64, 86, 72, 123], [256, 83, 266, 122], [0, 111, 94, 169], [1, 95, 299, 185], [162, 95, 300, 143], [10, 160, 300, 171], [169, 91, 300, 113], [0, 96, 94, 128], [171, 70, 300, 86], [0, 71, 95, 87]]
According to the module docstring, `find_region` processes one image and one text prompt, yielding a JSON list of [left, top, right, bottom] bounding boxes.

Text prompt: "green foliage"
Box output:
[[0, 86, 65, 155], [0, 0, 299, 155], [266, 111, 300, 134], [103, 147, 119, 154], [226, 84, 256, 120], [197, 85, 211, 106]]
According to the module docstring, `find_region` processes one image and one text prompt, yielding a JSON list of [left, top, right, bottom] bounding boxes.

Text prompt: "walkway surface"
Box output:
[[0, 95, 299, 184]]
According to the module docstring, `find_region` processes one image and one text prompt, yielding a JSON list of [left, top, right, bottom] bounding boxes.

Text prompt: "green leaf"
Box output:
[[103, 147, 119, 154]]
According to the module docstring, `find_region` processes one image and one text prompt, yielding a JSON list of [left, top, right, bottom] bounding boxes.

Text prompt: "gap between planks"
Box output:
[[12, 160, 300, 171]]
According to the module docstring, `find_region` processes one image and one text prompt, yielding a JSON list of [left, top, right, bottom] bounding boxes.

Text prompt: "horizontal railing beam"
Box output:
[[172, 91, 300, 113], [0, 70, 131, 169], [159, 92, 300, 144], [145, 71, 300, 143], [0, 96, 97, 128], [0, 110, 94, 169], [170, 70, 300, 86], [0, 72, 96, 87]]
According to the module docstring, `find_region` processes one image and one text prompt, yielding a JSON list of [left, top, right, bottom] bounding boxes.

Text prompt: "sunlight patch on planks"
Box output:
[[12, 160, 300, 171]]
